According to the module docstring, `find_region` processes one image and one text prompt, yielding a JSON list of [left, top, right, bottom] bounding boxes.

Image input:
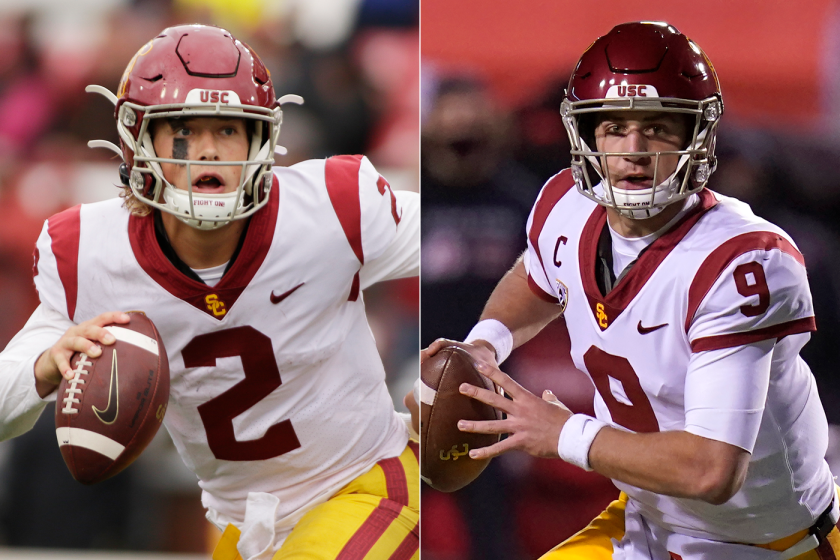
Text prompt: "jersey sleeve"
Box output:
[[357, 156, 405, 263], [0, 303, 70, 440], [323, 155, 407, 267], [33, 205, 82, 322], [523, 171, 576, 304], [686, 233, 815, 353], [524, 211, 557, 303], [359, 189, 419, 289], [683, 339, 774, 452]]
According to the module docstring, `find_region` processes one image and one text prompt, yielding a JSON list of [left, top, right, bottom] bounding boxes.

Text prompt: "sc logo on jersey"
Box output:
[[595, 302, 609, 329], [205, 294, 226, 317]]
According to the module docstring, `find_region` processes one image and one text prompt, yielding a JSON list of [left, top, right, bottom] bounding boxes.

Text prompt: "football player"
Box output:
[[0, 25, 419, 559], [423, 22, 839, 559]]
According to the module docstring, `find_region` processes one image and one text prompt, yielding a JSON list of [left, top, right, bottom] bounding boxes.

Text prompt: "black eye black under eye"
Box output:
[[172, 138, 188, 160]]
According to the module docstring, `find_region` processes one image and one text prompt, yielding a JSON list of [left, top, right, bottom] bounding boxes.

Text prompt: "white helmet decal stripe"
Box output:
[[604, 84, 660, 98], [184, 89, 242, 105]]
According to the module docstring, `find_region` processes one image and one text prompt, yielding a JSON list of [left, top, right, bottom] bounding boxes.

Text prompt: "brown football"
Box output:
[[420, 346, 501, 492], [55, 312, 170, 484]]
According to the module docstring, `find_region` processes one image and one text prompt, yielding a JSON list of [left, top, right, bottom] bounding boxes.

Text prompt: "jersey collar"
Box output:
[[579, 188, 718, 331], [128, 175, 280, 321]]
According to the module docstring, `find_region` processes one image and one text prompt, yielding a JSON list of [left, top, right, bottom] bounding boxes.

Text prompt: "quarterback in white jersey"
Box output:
[[423, 22, 839, 560], [0, 25, 419, 560]]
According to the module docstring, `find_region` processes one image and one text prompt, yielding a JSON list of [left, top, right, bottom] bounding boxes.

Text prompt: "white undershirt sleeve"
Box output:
[[683, 339, 775, 453], [0, 303, 72, 440]]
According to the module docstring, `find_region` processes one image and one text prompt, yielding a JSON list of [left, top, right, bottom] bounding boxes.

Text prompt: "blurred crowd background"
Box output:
[[0, 0, 418, 553], [421, 1, 840, 559]]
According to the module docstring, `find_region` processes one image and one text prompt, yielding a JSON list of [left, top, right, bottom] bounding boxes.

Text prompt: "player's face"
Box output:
[[151, 117, 250, 194], [593, 111, 689, 191]]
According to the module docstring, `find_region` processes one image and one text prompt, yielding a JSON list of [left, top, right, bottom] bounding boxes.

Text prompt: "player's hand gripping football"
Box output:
[[421, 338, 497, 369], [34, 311, 131, 397], [422, 337, 573, 459], [457, 360, 573, 459]]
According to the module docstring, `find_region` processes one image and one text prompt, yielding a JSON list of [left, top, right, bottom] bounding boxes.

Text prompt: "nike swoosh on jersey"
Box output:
[[270, 283, 305, 304], [93, 349, 119, 425], [637, 321, 668, 335]]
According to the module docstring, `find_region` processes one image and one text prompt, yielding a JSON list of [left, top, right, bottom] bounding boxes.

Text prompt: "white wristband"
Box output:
[[464, 319, 513, 364], [412, 376, 420, 407], [397, 412, 419, 440], [557, 414, 607, 471]]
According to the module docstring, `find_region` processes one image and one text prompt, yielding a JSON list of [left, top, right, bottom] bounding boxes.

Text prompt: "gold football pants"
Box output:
[[540, 489, 840, 560], [212, 442, 419, 560]]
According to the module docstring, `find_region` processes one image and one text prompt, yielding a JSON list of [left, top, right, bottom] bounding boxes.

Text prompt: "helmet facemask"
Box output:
[[561, 95, 722, 220], [118, 97, 281, 230]]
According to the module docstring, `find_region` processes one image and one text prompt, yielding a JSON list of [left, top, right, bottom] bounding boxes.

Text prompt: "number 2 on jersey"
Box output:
[[182, 326, 301, 461], [377, 176, 401, 225]]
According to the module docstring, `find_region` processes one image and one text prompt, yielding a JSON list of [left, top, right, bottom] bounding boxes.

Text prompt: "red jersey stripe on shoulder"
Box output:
[[325, 155, 365, 265], [690, 317, 816, 352], [528, 274, 560, 304], [528, 169, 575, 270], [47, 205, 82, 321], [685, 231, 805, 333]]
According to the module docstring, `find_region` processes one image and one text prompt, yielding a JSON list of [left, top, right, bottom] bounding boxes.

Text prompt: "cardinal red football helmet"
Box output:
[[87, 24, 302, 229], [561, 22, 723, 219]]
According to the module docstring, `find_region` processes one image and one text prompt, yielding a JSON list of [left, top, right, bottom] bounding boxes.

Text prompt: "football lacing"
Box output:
[[61, 353, 93, 415]]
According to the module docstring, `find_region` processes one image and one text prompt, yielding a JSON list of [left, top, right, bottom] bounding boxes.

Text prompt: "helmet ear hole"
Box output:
[[678, 113, 697, 150], [578, 113, 599, 150], [144, 173, 155, 198]]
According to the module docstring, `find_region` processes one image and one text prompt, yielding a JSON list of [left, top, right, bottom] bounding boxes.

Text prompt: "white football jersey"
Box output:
[[5, 155, 418, 538], [525, 169, 834, 543]]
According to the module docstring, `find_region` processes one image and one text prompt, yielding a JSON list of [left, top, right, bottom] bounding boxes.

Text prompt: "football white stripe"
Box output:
[[104, 326, 159, 356], [55, 427, 125, 460], [419, 380, 437, 406]]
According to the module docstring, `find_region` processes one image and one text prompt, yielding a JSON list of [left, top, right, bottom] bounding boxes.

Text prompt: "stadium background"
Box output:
[[0, 0, 418, 555], [421, 1, 840, 559]]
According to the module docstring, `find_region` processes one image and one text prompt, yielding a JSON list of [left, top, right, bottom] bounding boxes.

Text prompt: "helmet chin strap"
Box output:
[[599, 165, 684, 220], [599, 181, 667, 219], [162, 183, 246, 230]]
